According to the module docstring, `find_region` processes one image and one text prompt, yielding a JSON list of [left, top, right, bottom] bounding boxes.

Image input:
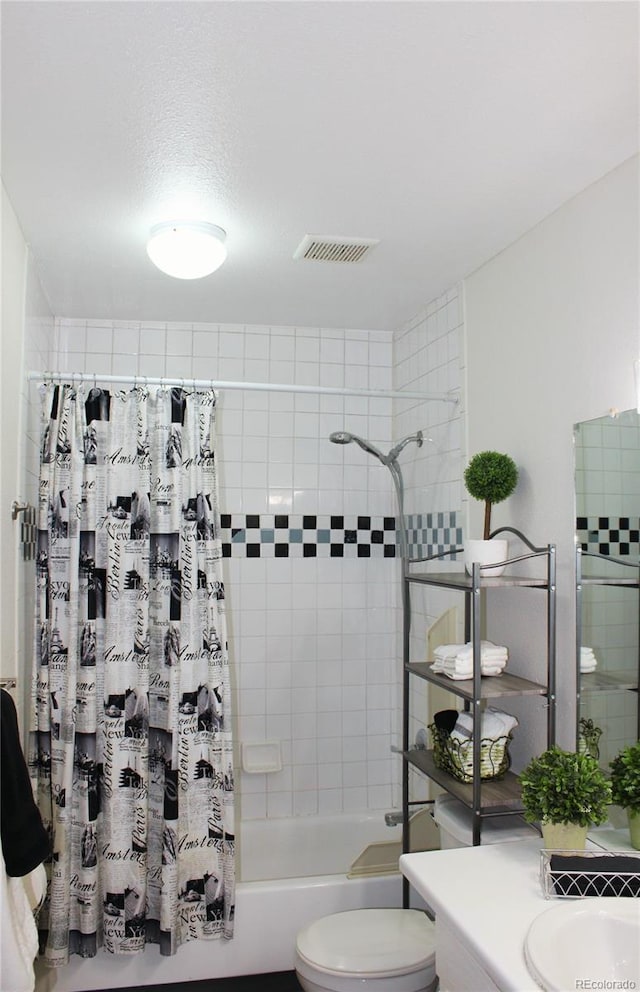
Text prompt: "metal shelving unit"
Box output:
[[401, 527, 556, 907], [575, 547, 640, 746]]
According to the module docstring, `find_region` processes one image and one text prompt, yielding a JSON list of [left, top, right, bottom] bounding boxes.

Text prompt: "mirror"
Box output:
[[574, 408, 640, 774]]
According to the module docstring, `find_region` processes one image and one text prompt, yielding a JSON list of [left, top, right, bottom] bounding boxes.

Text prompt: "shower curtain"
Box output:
[[29, 383, 235, 965]]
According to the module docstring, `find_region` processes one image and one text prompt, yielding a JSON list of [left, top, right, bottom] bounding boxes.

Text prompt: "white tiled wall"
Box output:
[[575, 411, 640, 517], [394, 285, 464, 519]]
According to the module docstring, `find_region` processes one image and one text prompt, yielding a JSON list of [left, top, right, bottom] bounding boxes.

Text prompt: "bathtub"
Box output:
[[35, 812, 404, 991]]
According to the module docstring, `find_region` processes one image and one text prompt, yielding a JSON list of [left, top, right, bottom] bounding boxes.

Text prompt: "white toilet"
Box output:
[[295, 799, 535, 991], [295, 908, 437, 992]]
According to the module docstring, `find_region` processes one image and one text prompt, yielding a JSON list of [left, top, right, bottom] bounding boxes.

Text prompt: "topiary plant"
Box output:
[[519, 745, 611, 828], [464, 451, 518, 540], [610, 741, 640, 814]]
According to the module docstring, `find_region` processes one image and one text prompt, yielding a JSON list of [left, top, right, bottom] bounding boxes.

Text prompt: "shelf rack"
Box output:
[[401, 527, 556, 907]]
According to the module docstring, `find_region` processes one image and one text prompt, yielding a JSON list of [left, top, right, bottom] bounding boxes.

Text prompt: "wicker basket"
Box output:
[[428, 723, 512, 783]]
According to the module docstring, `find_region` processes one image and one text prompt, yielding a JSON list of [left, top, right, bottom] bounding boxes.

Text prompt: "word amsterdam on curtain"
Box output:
[[30, 383, 235, 965]]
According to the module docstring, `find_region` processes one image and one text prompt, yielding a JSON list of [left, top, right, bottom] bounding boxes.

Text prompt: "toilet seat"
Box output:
[[295, 909, 436, 991]]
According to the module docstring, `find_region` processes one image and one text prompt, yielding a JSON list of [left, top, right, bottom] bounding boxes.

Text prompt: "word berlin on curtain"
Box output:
[[30, 383, 235, 964]]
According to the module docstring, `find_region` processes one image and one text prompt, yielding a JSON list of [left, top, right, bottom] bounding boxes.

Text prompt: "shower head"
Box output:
[[387, 431, 424, 463], [329, 431, 386, 463], [329, 431, 353, 445]]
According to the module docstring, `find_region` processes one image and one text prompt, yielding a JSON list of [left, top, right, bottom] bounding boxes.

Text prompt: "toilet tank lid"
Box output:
[[296, 908, 436, 978]]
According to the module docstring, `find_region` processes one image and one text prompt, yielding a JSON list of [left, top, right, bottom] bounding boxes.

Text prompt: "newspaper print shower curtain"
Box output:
[[30, 383, 235, 964]]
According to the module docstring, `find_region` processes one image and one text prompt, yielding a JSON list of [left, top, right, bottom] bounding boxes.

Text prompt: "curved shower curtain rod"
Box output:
[[27, 370, 459, 405]]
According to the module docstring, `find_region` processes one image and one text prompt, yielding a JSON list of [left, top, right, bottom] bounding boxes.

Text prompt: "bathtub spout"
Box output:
[[384, 811, 403, 827]]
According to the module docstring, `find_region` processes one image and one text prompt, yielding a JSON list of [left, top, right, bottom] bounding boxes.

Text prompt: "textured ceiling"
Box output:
[[1, 1, 638, 331]]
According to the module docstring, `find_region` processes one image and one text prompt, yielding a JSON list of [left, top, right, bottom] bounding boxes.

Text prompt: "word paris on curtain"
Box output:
[[29, 383, 235, 964]]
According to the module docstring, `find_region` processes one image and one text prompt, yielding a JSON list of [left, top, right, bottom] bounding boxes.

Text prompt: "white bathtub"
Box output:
[[35, 812, 403, 991], [239, 810, 403, 882]]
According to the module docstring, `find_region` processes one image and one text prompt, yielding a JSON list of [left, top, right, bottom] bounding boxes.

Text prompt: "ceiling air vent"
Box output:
[[294, 234, 379, 263]]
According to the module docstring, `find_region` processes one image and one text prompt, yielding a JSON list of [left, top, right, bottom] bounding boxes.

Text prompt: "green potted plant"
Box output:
[[463, 450, 518, 575], [609, 741, 640, 850], [519, 745, 612, 850]]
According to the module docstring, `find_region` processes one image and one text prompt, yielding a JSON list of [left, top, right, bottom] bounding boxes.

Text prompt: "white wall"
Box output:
[[0, 184, 53, 719], [464, 155, 640, 758], [0, 184, 28, 682]]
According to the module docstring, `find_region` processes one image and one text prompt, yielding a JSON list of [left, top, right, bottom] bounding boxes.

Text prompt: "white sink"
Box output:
[[524, 899, 640, 991]]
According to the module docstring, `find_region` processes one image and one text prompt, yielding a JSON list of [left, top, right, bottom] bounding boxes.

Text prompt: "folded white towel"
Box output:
[[433, 641, 508, 664], [449, 707, 518, 743], [579, 646, 598, 673], [431, 648, 508, 679], [454, 642, 508, 664], [434, 655, 508, 669], [431, 636, 509, 681], [580, 646, 597, 668]]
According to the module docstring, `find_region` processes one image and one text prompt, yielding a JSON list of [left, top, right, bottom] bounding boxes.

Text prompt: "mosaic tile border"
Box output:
[[219, 512, 462, 559], [220, 514, 396, 558], [405, 512, 462, 560], [576, 516, 640, 557]]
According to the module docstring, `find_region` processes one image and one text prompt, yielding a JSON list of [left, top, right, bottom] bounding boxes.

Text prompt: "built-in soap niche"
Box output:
[[241, 740, 283, 774]]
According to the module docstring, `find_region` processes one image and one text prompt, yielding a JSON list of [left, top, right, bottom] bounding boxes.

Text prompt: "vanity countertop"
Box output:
[[400, 838, 573, 992]]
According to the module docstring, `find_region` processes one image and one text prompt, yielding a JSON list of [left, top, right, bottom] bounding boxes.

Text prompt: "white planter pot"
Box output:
[[464, 539, 509, 577]]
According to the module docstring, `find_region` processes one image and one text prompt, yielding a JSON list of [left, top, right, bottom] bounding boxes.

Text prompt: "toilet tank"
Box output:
[[434, 795, 538, 849]]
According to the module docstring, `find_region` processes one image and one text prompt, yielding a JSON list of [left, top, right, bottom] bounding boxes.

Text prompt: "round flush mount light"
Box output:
[[146, 221, 227, 279]]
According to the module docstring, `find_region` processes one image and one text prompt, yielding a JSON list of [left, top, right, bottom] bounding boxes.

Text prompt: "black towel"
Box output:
[[550, 853, 640, 897], [433, 709, 459, 733], [0, 688, 50, 876]]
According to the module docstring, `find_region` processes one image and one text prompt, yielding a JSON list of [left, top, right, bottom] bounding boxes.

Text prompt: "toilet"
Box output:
[[433, 794, 538, 849], [295, 799, 535, 992], [295, 908, 437, 992]]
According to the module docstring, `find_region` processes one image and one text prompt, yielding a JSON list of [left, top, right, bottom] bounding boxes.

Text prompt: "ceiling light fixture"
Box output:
[[146, 221, 227, 279]]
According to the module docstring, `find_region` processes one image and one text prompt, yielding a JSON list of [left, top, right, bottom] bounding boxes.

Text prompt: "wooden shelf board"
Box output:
[[407, 663, 546, 700], [580, 670, 639, 693], [405, 749, 523, 811], [406, 570, 548, 591], [581, 575, 639, 587]]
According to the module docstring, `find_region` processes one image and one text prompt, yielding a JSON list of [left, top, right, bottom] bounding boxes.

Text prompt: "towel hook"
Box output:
[[11, 500, 29, 520]]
